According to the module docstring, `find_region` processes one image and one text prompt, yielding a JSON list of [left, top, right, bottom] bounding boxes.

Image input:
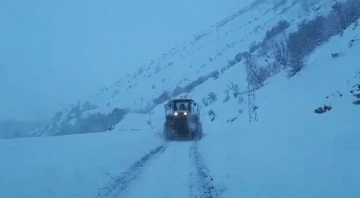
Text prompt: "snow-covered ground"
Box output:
[[198, 28, 360, 197], [1, 29, 359, 197], [0, 129, 164, 198], [1, 0, 359, 197]]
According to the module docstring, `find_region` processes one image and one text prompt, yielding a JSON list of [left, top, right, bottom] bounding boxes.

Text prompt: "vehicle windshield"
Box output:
[[174, 101, 190, 111]]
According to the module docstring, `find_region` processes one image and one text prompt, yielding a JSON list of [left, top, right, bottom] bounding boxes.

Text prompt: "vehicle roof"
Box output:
[[171, 98, 193, 102]]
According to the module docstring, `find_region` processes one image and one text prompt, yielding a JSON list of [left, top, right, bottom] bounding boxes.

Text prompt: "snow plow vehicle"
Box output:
[[163, 98, 203, 140]]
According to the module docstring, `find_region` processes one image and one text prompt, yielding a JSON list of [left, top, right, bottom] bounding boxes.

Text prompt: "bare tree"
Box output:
[[270, 62, 281, 75], [207, 92, 217, 103], [227, 81, 241, 98], [244, 54, 267, 89], [258, 41, 270, 57], [271, 40, 289, 69], [287, 58, 305, 77]]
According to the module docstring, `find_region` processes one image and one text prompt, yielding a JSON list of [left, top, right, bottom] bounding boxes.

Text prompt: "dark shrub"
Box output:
[[153, 91, 170, 105], [227, 81, 241, 98], [210, 70, 220, 79], [208, 109, 216, 122], [172, 86, 184, 97], [249, 42, 261, 53], [223, 90, 230, 103], [287, 16, 327, 61], [265, 20, 290, 40], [287, 58, 305, 77], [314, 105, 332, 114], [207, 92, 217, 103]]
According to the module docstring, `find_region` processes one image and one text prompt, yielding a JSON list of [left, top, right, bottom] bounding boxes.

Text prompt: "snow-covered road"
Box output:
[[1, 124, 359, 198], [122, 142, 191, 198], [93, 140, 221, 198]]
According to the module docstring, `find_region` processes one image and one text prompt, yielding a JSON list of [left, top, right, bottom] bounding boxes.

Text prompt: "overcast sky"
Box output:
[[0, 0, 252, 121]]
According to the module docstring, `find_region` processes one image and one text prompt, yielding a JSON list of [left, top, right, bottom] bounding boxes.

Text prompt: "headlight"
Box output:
[[174, 112, 178, 116], [184, 112, 187, 115]]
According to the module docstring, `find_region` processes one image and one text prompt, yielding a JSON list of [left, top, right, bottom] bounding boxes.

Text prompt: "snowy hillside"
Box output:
[[27, 0, 346, 137], [1, 0, 359, 197]]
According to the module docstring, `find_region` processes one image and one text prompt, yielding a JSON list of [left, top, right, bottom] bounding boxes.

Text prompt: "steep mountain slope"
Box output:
[[26, 0, 349, 137]]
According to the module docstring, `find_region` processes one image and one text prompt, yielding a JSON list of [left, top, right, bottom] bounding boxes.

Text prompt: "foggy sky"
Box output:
[[0, 0, 253, 121]]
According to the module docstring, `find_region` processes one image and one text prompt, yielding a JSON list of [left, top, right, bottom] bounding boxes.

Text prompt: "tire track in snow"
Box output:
[[93, 143, 168, 198], [189, 141, 222, 198], [122, 142, 192, 198]]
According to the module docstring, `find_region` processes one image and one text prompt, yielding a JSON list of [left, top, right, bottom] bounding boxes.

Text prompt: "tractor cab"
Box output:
[[165, 99, 200, 118], [163, 98, 203, 140]]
